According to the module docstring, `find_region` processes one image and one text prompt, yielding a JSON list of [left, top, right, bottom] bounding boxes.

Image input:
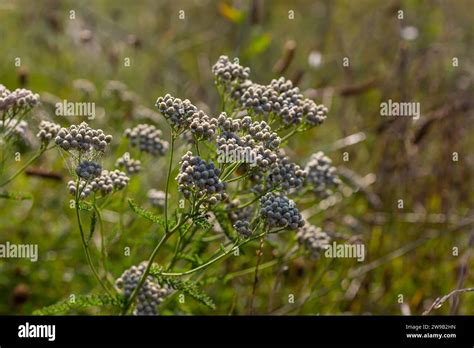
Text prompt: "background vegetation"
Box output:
[[0, 0, 473, 315]]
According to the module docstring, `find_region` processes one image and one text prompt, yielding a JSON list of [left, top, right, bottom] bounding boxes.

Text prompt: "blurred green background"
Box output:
[[0, 0, 473, 315]]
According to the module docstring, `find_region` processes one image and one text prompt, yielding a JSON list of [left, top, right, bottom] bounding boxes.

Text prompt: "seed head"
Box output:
[[115, 153, 141, 175], [123, 124, 168, 157], [147, 189, 166, 208], [177, 151, 227, 204], [189, 110, 218, 141], [55, 122, 112, 154], [296, 225, 331, 258], [155, 94, 198, 130], [75, 160, 102, 180], [115, 262, 173, 316], [0, 85, 40, 112], [259, 192, 304, 230], [233, 219, 252, 238], [37, 120, 61, 144], [212, 55, 250, 85], [305, 151, 340, 197]]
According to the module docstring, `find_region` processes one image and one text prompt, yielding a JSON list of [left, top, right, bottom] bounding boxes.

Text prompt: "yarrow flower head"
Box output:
[[233, 219, 252, 238], [296, 224, 331, 258], [115, 153, 141, 175], [227, 199, 253, 223], [55, 122, 112, 155], [0, 84, 40, 113], [305, 151, 341, 198], [259, 192, 304, 230], [0, 119, 30, 145], [36, 120, 61, 144], [189, 110, 218, 141], [240, 116, 281, 150], [212, 55, 250, 87], [147, 189, 167, 208], [67, 169, 129, 199], [115, 262, 173, 316], [215, 113, 280, 173], [266, 153, 306, 192], [177, 151, 227, 205], [123, 124, 168, 157], [75, 160, 102, 180], [155, 94, 198, 131], [211, 56, 328, 128], [226, 199, 253, 238]]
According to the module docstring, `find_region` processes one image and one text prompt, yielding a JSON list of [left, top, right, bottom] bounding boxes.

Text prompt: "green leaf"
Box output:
[[193, 215, 212, 231], [87, 210, 97, 244], [0, 191, 32, 200], [151, 273, 216, 310], [78, 201, 93, 212], [33, 294, 119, 315], [128, 199, 165, 227]]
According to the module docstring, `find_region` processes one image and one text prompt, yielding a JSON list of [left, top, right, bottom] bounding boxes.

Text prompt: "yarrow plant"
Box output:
[[0, 84, 41, 188], [15, 56, 347, 316]]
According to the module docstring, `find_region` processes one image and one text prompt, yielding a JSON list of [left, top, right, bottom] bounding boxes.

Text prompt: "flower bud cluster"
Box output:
[[115, 262, 173, 316], [296, 225, 331, 258], [115, 153, 142, 175], [37, 120, 61, 144], [55, 122, 112, 153], [177, 151, 227, 204], [305, 151, 340, 197], [259, 192, 304, 230], [123, 124, 168, 157]]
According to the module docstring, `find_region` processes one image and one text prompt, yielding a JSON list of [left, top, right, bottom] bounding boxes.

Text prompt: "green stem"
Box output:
[[0, 145, 50, 187], [93, 204, 108, 275], [159, 231, 267, 277], [122, 211, 190, 314], [122, 231, 172, 314], [280, 127, 299, 143], [164, 136, 175, 233], [75, 181, 114, 298], [225, 171, 252, 183], [194, 137, 201, 156]]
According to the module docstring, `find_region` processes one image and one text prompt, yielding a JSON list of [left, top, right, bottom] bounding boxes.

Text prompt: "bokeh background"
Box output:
[[0, 0, 473, 315]]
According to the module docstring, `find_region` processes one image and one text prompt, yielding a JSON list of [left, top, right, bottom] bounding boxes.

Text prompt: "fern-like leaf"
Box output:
[[128, 199, 165, 227], [33, 294, 120, 315], [193, 215, 212, 231], [149, 268, 216, 310], [0, 191, 32, 200]]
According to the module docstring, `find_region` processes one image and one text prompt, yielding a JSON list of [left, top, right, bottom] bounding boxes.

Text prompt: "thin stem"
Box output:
[[122, 231, 171, 314], [93, 204, 108, 275], [0, 145, 50, 187], [164, 136, 175, 233], [249, 236, 265, 314], [194, 137, 201, 156], [220, 161, 242, 181], [225, 171, 252, 183], [159, 231, 267, 277], [122, 211, 191, 314], [75, 181, 114, 298], [167, 222, 194, 270], [119, 186, 128, 238], [280, 127, 300, 143]]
